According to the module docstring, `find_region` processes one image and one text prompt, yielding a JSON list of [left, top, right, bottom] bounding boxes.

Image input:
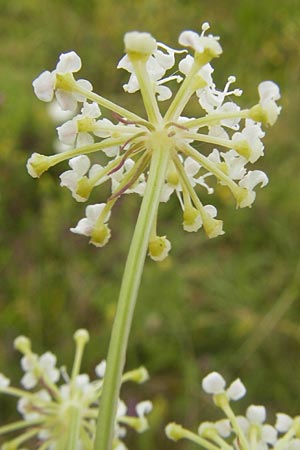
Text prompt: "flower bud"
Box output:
[[124, 31, 157, 60]]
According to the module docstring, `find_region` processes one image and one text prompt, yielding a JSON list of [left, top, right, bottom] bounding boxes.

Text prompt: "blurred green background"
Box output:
[[0, 0, 300, 448]]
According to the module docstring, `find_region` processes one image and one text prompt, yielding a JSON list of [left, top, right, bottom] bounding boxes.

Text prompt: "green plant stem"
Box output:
[[66, 405, 81, 450], [93, 131, 170, 450]]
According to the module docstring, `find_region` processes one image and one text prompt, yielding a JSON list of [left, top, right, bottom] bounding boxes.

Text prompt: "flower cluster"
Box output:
[[0, 330, 151, 450], [166, 372, 300, 450], [28, 23, 280, 261]]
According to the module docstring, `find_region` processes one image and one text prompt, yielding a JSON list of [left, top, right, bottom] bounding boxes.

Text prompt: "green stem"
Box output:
[[66, 404, 81, 450], [74, 84, 148, 125], [93, 131, 170, 450]]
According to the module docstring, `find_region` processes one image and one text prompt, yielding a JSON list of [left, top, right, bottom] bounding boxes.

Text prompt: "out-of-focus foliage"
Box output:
[[0, 0, 300, 448]]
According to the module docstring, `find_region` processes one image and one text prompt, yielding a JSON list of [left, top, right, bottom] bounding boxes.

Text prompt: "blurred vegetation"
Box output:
[[0, 0, 300, 448]]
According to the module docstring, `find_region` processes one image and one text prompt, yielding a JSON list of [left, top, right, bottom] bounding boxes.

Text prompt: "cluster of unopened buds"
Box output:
[[27, 23, 281, 261], [166, 372, 300, 450], [0, 330, 151, 450]]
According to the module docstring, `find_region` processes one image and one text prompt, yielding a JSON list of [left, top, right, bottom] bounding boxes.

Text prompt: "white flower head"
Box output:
[[29, 23, 281, 253], [1, 332, 151, 448]]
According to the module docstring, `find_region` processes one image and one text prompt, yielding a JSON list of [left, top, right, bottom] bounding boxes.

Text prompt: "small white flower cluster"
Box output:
[[28, 23, 281, 261], [0, 330, 151, 450], [166, 372, 300, 450]]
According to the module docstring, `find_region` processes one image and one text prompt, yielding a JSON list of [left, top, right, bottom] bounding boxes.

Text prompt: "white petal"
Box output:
[[184, 156, 201, 177], [117, 400, 127, 417], [236, 416, 249, 433], [136, 400, 153, 417], [262, 424, 277, 444], [69, 155, 91, 175], [32, 70, 55, 102], [21, 372, 37, 389], [89, 164, 106, 185], [57, 120, 77, 145], [239, 170, 268, 191], [156, 85, 172, 101], [56, 89, 77, 111], [204, 204, 217, 218], [81, 101, 101, 118], [179, 31, 201, 50], [215, 419, 231, 438], [275, 413, 293, 432], [202, 372, 226, 394], [246, 405, 266, 424], [178, 55, 194, 75], [85, 203, 107, 223], [258, 81, 280, 102], [0, 373, 10, 388], [70, 218, 92, 236], [155, 48, 175, 70], [95, 360, 106, 378], [77, 131, 94, 147], [227, 378, 246, 401], [56, 51, 82, 74], [74, 79, 93, 101]]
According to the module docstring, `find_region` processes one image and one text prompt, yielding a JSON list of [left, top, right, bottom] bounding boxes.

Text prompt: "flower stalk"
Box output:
[[94, 132, 170, 450]]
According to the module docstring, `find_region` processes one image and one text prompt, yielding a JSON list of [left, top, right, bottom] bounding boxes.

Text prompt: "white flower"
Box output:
[[148, 236, 172, 261], [208, 148, 247, 181], [202, 371, 246, 401], [60, 155, 105, 202], [238, 170, 269, 208], [70, 203, 109, 236], [32, 51, 92, 111], [118, 39, 182, 101], [232, 120, 265, 163], [258, 80, 281, 126], [1, 331, 151, 449], [60, 155, 91, 201], [178, 30, 222, 58], [197, 74, 242, 114], [21, 352, 59, 389], [57, 102, 101, 147], [70, 203, 111, 247]]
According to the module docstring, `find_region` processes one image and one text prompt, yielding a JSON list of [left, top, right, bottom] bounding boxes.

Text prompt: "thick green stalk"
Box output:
[[93, 131, 170, 450]]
